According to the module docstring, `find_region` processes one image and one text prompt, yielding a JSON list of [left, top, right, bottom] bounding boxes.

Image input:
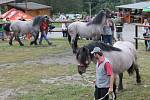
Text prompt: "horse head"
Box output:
[[87, 10, 107, 26], [32, 15, 50, 27], [76, 46, 92, 75], [76, 41, 122, 75], [104, 8, 112, 18]]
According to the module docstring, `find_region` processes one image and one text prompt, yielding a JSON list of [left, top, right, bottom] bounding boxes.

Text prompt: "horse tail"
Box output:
[[67, 30, 71, 45]]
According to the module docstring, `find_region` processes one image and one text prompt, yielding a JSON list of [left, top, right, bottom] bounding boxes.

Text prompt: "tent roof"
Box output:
[[0, 0, 14, 5], [1, 8, 32, 21], [8, 2, 52, 10], [116, 1, 150, 9]]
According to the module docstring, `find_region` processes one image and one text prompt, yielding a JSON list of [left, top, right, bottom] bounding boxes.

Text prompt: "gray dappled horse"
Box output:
[[9, 15, 50, 46], [76, 41, 141, 92], [68, 9, 112, 53]]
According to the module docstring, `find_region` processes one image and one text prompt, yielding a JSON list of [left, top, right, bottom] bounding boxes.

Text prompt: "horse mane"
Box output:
[[84, 41, 122, 52], [87, 10, 106, 26], [32, 16, 44, 26]]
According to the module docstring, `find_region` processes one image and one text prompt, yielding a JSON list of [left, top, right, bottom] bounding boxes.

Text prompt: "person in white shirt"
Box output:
[[59, 13, 68, 37]]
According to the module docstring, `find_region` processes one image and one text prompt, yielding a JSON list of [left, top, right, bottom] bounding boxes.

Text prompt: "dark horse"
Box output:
[[67, 9, 112, 53], [8, 15, 50, 46], [76, 41, 141, 91]]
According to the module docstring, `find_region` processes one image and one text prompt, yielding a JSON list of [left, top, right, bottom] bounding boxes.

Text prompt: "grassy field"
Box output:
[[0, 39, 150, 100]]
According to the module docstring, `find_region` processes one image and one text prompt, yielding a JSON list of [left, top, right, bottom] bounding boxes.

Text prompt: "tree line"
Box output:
[[16, 0, 148, 15]]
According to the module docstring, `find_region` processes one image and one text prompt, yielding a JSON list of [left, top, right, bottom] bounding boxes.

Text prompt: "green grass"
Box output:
[[0, 39, 150, 100]]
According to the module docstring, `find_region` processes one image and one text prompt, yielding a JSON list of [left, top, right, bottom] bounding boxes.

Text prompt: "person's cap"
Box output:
[[91, 47, 102, 54]]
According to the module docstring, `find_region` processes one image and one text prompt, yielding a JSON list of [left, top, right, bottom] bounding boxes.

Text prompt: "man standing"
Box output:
[[91, 47, 115, 100], [39, 17, 52, 45], [103, 18, 115, 45], [115, 18, 124, 41], [59, 13, 68, 37]]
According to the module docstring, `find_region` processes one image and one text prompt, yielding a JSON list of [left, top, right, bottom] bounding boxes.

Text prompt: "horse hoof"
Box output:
[[34, 42, 38, 45], [9, 43, 13, 46], [48, 42, 52, 45], [137, 79, 141, 84], [118, 87, 123, 91], [73, 50, 76, 54], [30, 42, 33, 45], [20, 44, 24, 46]]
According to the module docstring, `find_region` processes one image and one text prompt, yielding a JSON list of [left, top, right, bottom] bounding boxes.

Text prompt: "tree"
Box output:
[[15, 0, 146, 15]]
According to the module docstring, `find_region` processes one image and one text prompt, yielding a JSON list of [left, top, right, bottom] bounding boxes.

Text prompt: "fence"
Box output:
[[134, 24, 150, 49]]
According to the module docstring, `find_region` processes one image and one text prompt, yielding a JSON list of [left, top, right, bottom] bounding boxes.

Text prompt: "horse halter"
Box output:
[[77, 63, 89, 68]]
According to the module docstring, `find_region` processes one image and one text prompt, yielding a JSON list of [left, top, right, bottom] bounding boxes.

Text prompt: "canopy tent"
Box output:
[[116, 1, 150, 10], [143, 6, 150, 12], [1, 8, 32, 21], [0, 0, 14, 5]]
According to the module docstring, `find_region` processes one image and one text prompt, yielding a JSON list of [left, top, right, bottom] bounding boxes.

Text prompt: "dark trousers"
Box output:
[[62, 30, 68, 37], [102, 35, 112, 45], [94, 85, 109, 100]]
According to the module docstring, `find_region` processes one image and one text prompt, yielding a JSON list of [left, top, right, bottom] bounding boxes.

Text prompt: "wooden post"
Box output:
[[135, 25, 138, 49]]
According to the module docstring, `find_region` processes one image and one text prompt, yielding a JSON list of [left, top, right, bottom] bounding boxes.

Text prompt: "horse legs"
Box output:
[[30, 32, 39, 45], [74, 34, 79, 50], [71, 34, 79, 54], [113, 74, 117, 99], [134, 63, 141, 83], [16, 34, 24, 46], [34, 32, 39, 45], [68, 33, 71, 45], [9, 33, 14, 46], [118, 73, 123, 91]]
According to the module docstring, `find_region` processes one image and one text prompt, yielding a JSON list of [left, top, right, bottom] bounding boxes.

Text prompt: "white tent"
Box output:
[[116, 1, 150, 9]]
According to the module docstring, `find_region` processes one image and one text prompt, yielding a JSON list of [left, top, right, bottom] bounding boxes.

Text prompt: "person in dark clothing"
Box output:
[[115, 18, 124, 41]]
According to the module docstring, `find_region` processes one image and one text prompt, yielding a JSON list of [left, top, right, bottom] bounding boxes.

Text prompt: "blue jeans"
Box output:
[[39, 31, 50, 44], [102, 35, 112, 45], [147, 40, 150, 51]]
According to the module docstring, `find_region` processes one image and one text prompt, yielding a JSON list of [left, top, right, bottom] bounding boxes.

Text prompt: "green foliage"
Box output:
[[15, 0, 148, 15]]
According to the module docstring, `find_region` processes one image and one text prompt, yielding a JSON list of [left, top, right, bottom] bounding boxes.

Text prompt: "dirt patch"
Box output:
[[0, 63, 17, 69], [24, 49, 77, 65], [41, 72, 95, 87], [0, 89, 16, 100]]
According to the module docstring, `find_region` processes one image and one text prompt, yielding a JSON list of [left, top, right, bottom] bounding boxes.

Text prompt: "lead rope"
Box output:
[[98, 92, 115, 100], [81, 75, 115, 100]]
